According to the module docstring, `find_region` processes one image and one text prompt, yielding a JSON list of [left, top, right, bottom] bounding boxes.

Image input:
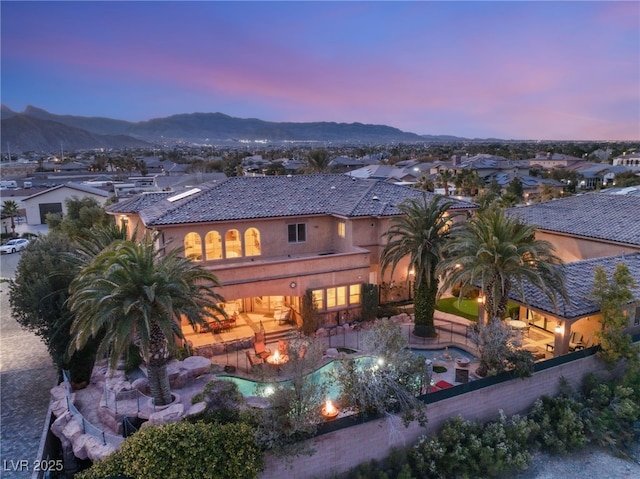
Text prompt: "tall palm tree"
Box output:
[[438, 208, 566, 323], [381, 194, 456, 337], [2, 200, 20, 235], [67, 237, 226, 405], [436, 170, 454, 196]]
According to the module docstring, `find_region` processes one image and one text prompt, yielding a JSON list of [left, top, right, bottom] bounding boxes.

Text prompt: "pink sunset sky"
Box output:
[[2, 1, 639, 141]]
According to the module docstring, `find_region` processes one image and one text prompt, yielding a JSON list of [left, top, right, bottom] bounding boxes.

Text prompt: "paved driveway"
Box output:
[[1, 245, 58, 478]]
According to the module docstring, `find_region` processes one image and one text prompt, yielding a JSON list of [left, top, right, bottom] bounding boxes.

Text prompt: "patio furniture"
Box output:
[[569, 332, 583, 352], [246, 351, 264, 369], [254, 339, 271, 360]]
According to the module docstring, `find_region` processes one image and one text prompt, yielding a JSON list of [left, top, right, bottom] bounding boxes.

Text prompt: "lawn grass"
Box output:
[[436, 297, 479, 321]]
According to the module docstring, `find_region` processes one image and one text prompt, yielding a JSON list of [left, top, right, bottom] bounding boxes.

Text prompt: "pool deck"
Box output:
[[67, 311, 555, 441]]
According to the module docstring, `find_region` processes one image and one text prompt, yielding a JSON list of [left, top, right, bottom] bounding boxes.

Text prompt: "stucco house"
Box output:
[[107, 174, 477, 332], [506, 194, 640, 355], [21, 183, 112, 225], [511, 253, 640, 356], [506, 194, 640, 263]]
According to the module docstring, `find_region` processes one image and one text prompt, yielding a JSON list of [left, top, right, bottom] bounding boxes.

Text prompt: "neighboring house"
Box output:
[[573, 163, 629, 189], [506, 194, 640, 357], [511, 253, 640, 356], [527, 152, 585, 170], [486, 172, 563, 201], [506, 194, 640, 262], [612, 152, 640, 172], [22, 183, 112, 225], [107, 174, 477, 329], [452, 154, 530, 179]]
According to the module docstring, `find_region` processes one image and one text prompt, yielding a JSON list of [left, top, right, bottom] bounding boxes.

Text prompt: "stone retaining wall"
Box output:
[[258, 353, 613, 479]]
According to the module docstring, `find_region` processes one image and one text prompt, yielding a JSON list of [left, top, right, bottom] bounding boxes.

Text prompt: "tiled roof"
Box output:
[[108, 174, 477, 226], [107, 191, 174, 213], [505, 194, 640, 247], [511, 253, 640, 319]]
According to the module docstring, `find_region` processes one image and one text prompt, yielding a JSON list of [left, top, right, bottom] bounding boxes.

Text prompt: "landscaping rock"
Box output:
[[185, 401, 207, 417], [145, 403, 184, 426], [182, 355, 212, 377], [325, 348, 339, 358]]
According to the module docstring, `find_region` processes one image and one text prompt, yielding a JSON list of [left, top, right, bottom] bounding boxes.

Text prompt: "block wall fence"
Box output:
[[259, 352, 616, 479]]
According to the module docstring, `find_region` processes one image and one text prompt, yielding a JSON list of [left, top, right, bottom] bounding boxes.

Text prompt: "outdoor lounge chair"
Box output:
[[254, 340, 271, 359], [569, 332, 584, 352]]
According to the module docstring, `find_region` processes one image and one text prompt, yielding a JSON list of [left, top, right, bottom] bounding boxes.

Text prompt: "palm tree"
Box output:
[[381, 194, 456, 337], [2, 200, 20, 235], [438, 208, 566, 323], [414, 175, 434, 192], [67, 236, 226, 405], [436, 170, 454, 196], [306, 148, 331, 173]]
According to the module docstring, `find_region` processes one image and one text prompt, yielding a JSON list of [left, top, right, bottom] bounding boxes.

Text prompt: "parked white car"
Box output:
[[0, 238, 30, 254]]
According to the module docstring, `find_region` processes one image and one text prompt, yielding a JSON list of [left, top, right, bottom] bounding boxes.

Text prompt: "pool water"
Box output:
[[410, 347, 476, 362], [218, 347, 474, 398]]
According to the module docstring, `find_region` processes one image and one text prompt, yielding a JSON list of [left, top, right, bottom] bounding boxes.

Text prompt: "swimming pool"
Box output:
[[218, 359, 344, 398], [218, 347, 474, 398], [410, 346, 476, 362]]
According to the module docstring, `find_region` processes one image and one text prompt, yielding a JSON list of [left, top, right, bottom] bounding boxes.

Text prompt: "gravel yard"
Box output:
[[512, 442, 640, 479]]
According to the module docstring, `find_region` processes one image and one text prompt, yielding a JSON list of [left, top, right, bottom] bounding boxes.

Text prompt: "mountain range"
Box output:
[[1, 105, 467, 153]]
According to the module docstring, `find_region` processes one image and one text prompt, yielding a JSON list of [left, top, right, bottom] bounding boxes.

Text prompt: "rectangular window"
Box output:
[[349, 284, 361, 305], [288, 223, 306, 243], [337, 221, 346, 238], [312, 290, 324, 310], [326, 286, 347, 309]]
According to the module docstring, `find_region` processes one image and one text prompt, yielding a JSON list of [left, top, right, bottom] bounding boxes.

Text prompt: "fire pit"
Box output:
[[266, 349, 289, 366], [321, 399, 339, 420], [455, 357, 471, 368]]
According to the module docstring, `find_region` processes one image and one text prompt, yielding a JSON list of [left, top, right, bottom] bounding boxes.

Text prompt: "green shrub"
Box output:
[[581, 372, 640, 449], [528, 396, 587, 453], [409, 414, 535, 478], [77, 421, 263, 479]]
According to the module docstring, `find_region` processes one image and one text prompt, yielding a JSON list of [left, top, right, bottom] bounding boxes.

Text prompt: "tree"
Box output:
[[506, 177, 524, 202], [592, 264, 639, 369], [333, 319, 428, 425], [67, 237, 227, 405], [381, 194, 456, 337], [9, 232, 81, 377], [439, 208, 566, 323], [436, 169, 454, 196], [2, 200, 20, 235], [253, 335, 328, 456], [415, 175, 434, 192], [306, 148, 331, 173], [48, 196, 112, 239]]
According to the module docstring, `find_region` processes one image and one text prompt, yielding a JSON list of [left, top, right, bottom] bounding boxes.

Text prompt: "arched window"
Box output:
[[205, 231, 222, 260], [184, 232, 202, 261], [244, 227, 261, 256], [225, 229, 242, 258]]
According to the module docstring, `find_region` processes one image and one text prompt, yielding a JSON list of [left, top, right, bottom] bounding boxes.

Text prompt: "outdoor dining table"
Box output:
[[506, 319, 527, 330]]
